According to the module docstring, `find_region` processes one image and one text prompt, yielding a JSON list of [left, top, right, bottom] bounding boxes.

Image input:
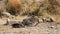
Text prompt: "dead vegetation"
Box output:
[[7, 0, 24, 16]]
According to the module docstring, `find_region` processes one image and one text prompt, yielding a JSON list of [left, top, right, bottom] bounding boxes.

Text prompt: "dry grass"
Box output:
[[7, 0, 24, 15]]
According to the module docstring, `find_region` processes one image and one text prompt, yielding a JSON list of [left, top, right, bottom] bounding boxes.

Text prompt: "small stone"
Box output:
[[50, 26, 55, 28], [48, 26, 56, 29]]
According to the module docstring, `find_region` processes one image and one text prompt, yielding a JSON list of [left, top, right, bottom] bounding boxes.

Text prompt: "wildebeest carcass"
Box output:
[[22, 16, 39, 27], [4, 16, 40, 28]]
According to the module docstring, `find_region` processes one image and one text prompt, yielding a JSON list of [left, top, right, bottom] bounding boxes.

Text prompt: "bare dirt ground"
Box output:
[[0, 16, 60, 34]]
